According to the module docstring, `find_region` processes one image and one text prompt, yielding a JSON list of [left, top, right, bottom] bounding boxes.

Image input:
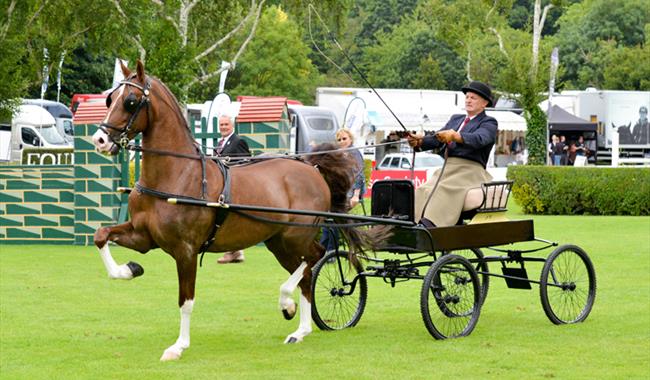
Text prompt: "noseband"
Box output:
[[100, 78, 152, 149]]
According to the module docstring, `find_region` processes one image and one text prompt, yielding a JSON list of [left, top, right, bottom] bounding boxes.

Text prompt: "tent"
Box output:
[[546, 105, 597, 132], [546, 104, 598, 164]]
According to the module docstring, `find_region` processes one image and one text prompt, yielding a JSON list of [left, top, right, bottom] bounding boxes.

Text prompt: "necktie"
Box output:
[[458, 117, 470, 133], [217, 138, 225, 153]]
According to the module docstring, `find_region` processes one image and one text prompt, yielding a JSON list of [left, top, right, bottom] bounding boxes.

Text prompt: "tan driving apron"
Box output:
[[414, 157, 492, 227]]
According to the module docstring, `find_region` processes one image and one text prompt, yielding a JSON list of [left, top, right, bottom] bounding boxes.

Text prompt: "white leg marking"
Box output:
[[161, 299, 194, 361], [279, 261, 307, 312], [99, 244, 134, 280], [284, 293, 312, 344]]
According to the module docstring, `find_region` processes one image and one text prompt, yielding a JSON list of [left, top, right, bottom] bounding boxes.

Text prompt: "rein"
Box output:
[[123, 138, 407, 163]]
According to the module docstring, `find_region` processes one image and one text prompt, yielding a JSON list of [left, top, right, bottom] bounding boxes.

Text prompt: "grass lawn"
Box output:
[[1, 206, 649, 379]]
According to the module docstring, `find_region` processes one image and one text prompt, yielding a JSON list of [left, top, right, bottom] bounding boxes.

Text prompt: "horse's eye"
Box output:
[[123, 93, 138, 113]]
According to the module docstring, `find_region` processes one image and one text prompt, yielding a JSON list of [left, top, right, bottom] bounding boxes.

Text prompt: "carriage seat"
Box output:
[[459, 181, 513, 224], [463, 181, 512, 212], [371, 179, 513, 224]]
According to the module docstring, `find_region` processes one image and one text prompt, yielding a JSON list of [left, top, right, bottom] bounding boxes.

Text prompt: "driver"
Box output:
[[407, 81, 498, 227]]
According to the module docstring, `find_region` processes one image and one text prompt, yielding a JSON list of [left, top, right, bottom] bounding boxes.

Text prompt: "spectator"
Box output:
[[549, 135, 565, 166], [320, 128, 366, 252], [216, 115, 251, 264]]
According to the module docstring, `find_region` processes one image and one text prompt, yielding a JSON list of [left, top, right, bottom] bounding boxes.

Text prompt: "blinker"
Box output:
[[124, 93, 138, 113]]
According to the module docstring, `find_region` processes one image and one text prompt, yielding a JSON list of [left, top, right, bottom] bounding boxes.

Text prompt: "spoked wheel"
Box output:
[[420, 254, 481, 339], [445, 248, 489, 305], [540, 245, 596, 324], [311, 250, 367, 330]]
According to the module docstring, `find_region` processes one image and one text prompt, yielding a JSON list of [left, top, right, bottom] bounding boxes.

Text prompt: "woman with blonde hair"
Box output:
[[320, 128, 366, 252], [335, 128, 365, 207]]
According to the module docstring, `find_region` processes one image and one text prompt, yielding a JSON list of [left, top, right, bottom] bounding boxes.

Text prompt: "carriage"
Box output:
[[310, 179, 597, 339], [93, 60, 596, 360]]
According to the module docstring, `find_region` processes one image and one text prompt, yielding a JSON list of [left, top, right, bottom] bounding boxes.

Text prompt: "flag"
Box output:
[[112, 58, 128, 89], [218, 61, 230, 93], [56, 51, 66, 103], [40, 48, 49, 99]]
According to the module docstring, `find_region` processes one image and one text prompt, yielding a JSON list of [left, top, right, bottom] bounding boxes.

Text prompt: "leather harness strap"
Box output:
[[134, 154, 233, 266]]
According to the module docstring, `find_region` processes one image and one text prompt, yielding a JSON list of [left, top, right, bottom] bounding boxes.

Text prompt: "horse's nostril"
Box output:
[[99, 137, 105, 144]]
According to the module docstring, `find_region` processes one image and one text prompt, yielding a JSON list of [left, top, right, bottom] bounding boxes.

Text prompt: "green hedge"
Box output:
[[507, 166, 650, 215]]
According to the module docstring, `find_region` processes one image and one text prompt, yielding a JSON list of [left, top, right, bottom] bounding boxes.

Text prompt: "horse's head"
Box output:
[[93, 59, 151, 155]]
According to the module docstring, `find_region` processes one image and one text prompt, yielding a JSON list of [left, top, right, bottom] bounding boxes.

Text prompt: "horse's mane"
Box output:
[[151, 77, 196, 144], [304, 143, 354, 214]]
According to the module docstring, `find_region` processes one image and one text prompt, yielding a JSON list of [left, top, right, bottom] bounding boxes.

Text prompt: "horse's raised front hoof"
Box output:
[[284, 336, 302, 344], [127, 261, 144, 278], [160, 349, 182, 361], [281, 302, 296, 321]]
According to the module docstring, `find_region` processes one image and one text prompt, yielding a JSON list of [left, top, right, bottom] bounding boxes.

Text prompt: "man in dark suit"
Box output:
[[407, 81, 498, 227], [215, 115, 250, 158], [215, 115, 251, 264]]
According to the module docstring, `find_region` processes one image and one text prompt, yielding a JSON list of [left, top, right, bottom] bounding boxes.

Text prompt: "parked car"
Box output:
[[22, 99, 74, 143], [375, 152, 445, 171], [368, 152, 445, 194]]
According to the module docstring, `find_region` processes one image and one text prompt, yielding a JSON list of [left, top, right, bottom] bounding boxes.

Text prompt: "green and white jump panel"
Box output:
[[0, 166, 75, 244], [0, 123, 124, 245]]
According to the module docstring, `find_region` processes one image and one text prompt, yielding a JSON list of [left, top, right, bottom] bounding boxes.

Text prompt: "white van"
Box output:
[[0, 104, 71, 163], [22, 99, 74, 143]]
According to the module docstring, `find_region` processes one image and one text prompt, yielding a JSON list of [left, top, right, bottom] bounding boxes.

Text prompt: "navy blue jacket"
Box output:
[[215, 134, 250, 158], [421, 111, 497, 168]]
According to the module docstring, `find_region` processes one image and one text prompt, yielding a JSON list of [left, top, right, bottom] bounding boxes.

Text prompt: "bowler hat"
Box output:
[[461, 81, 493, 108]]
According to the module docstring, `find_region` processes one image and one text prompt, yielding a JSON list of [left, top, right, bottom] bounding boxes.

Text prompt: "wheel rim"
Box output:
[[543, 247, 595, 323], [312, 254, 366, 330], [423, 257, 480, 338], [448, 248, 489, 304]]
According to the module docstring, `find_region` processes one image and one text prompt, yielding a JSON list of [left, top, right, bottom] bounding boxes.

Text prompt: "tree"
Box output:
[[0, 0, 113, 118], [362, 12, 465, 90], [555, 0, 650, 89], [230, 6, 320, 104], [601, 41, 650, 91], [0, 0, 351, 117]]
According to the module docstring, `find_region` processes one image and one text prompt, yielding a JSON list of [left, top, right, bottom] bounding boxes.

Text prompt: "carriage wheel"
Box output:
[[420, 254, 481, 339], [445, 248, 489, 305], [311, 251, 367, 330], [540, 245, 596, 324]]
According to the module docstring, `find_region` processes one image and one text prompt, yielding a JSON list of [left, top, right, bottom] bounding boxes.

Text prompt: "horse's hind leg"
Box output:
[[94, 222, 152, 280], [279, 261, 307, 321], [268, 237, 323, 344]]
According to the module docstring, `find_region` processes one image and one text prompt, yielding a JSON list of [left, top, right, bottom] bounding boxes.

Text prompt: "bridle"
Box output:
[[100, 77, 152, 149]]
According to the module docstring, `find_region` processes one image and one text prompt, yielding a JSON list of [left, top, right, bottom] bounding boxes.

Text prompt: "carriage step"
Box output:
[[501, 267, 532, 289]]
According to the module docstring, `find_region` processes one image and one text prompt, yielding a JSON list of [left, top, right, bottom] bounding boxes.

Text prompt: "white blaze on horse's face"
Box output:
[[92, 86, 126, 154]]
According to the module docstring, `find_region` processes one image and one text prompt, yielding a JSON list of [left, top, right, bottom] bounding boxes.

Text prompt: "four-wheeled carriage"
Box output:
[[311, 179, 597, 339]]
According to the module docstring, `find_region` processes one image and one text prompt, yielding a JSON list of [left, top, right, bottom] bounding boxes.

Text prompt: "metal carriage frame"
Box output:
[[309, 179, 597, 340]]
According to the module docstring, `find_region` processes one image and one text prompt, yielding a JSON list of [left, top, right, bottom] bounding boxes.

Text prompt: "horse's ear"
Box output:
[[120, 60, 131, 77], [136, 59, 145, 82]]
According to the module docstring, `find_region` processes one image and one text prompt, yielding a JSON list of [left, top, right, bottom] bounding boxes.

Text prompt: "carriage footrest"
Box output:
[[501, 267, 532, 289]]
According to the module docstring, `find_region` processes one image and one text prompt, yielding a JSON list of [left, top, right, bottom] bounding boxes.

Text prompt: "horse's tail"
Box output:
[[305, 143, 391, 257]]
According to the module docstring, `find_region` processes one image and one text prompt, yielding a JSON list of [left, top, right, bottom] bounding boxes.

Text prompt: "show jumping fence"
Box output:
[[1, 98, 291, 245]]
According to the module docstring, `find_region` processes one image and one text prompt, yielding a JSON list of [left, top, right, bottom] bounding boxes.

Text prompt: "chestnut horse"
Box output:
[[92, 60, 372, 361]]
